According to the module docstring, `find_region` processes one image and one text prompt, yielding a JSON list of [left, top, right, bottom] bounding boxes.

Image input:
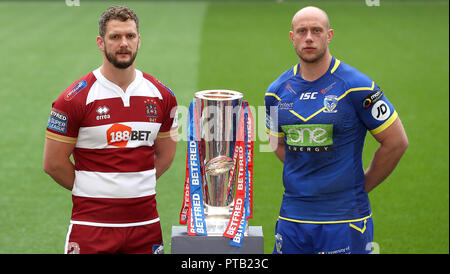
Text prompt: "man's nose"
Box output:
[[305, 30, 314, 42], [120, 36, 128, 47]]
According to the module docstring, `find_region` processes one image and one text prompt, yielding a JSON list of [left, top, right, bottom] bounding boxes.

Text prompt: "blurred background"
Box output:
[[0, 0, 448, 254]]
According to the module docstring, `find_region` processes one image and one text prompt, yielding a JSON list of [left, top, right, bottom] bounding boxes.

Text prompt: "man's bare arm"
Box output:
[[268, 133, 286, 163], [364, 117, 408, 193], [154, 129, 178, 179], [43, 138, 76, 191]]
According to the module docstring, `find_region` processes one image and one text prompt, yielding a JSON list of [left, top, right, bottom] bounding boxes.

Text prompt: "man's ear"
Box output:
[[96, 36, 105, 51], [327, 29, 334, 44], [138, 34, 141, 49]]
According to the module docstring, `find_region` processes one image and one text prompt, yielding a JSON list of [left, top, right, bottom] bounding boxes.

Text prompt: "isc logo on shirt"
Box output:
[[281, 124, 333, 152], [299, 92, 318, 100], [107, 124, 152, 147]]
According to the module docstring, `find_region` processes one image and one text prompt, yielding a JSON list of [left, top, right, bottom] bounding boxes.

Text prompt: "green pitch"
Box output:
[[0, 0, 447, 254]]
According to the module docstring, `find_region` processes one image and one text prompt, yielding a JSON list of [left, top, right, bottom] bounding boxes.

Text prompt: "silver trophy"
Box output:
[[194, 90, 245, 235]]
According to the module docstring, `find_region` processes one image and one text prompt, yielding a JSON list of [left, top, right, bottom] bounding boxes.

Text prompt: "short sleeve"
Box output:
[[349, 84, 398, 135], [264, 82, 284, 137], [45, 79, 89, 143], [157, 85, 178, 139]]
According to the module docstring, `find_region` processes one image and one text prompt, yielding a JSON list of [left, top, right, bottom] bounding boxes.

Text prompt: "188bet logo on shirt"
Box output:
[[107, 124, 152, 147]]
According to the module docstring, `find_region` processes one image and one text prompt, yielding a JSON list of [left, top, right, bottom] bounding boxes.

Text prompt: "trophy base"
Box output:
[[204, 205, 249, 236], [171, 226, 264, 254]]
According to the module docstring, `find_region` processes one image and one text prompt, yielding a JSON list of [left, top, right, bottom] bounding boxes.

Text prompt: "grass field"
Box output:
[[0, 0, 448, 254]]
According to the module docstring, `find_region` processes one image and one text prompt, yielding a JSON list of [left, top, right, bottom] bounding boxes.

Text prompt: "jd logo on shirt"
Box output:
[[281, 124, 333, 152]]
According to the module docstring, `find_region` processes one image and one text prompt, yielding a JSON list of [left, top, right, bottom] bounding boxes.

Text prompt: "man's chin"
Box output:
[[111, 57, 136, 69], [113, 62, 133, 69], [105, 52, 137, 69], [299, 54, 321, 63]]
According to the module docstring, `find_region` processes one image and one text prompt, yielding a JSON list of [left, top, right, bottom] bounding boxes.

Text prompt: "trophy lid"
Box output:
[[195, 90, 243, 101]]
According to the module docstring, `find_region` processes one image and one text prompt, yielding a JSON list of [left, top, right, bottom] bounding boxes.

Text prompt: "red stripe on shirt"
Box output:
[[73, 146, 155, 173], [71, 194, 158, 224]]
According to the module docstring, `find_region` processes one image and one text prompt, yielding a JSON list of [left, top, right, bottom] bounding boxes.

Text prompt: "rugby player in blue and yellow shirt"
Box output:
[[265, 6, 408, 254]]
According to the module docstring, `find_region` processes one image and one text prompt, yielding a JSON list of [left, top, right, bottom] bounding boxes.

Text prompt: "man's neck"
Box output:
[[299, 53, 332, 82], [100, 60, 136, 92]]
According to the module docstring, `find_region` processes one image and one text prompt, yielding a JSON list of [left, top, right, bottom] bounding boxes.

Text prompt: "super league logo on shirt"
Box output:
[[48, 109, 68, 133]]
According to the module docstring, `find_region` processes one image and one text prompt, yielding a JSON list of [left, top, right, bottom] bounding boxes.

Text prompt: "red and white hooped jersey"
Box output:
[[46, 67, 178, 226]]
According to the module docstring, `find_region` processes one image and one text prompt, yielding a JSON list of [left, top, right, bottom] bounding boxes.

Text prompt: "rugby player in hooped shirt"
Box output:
[[265, 6, 408, 254], [43, 6, 178, 254]]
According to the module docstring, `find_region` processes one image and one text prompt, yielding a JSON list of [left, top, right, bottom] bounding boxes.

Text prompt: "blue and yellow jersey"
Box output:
[[265, 57, 397, 223]]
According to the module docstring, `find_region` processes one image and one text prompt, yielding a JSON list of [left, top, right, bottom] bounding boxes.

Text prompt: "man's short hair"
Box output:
[[98, 5, 139, 37]]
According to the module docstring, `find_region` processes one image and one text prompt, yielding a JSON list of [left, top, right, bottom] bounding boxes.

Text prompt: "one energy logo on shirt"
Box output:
[[281, 124, 333, 152]]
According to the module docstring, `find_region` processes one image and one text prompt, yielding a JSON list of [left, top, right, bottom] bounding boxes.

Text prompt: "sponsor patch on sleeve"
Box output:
[[47, 109, 68, 133], [64, 80, 87, 101], [371, 100, 391, 121], [362, 90, 383, 109]]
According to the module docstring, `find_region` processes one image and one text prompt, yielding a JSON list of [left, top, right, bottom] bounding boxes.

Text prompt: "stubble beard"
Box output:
[[296, 45, 327, 64], [104, 44, 138, 69]]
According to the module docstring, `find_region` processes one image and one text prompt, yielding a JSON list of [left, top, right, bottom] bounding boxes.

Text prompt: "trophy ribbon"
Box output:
[[180, 96, 254, 247], [186, 100, 207, 236]]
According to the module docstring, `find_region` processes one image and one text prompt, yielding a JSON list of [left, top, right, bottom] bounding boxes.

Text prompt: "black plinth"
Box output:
[[171, 225, 264, 254]]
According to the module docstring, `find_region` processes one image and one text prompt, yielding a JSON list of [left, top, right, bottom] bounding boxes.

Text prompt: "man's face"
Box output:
[[98, 19, 140, 69], [289, 13, 333, 63]]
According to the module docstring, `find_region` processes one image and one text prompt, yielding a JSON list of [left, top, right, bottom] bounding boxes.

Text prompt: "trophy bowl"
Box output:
[[194, 90, 244, 235]]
